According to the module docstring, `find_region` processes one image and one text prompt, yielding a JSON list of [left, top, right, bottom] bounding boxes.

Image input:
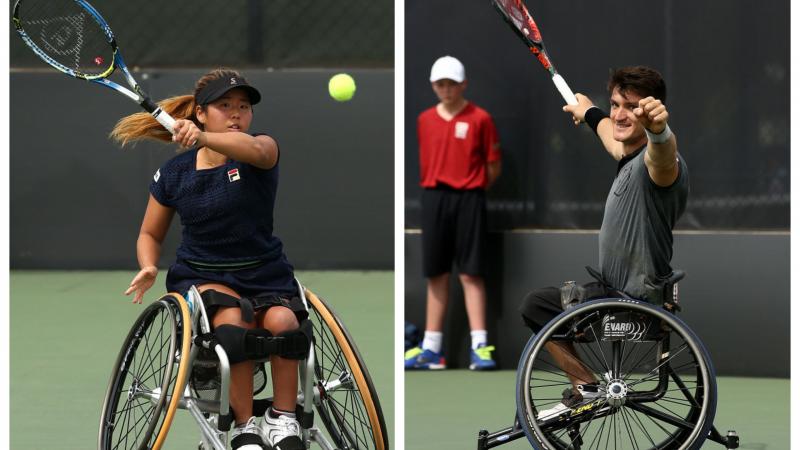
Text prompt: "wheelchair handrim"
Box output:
[[306, 289, 389, 450], [151, 294, 192, 450], [98, 299, 177, 450]]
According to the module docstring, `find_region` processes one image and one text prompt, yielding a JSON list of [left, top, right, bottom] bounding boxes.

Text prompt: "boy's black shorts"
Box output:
[[421, 187, 487, 277]]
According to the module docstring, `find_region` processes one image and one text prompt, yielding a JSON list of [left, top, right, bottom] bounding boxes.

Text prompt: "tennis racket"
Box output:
[[491, 0, 578, 105], [12, 0, 177, 134]]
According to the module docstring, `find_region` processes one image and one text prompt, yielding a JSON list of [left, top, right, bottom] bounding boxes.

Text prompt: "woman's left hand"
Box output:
[[172, 119, 206, 148], [125, 266, 158, 304]]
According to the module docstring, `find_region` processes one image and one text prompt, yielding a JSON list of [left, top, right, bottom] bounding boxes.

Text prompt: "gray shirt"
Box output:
[[598, 147, 689, 300]]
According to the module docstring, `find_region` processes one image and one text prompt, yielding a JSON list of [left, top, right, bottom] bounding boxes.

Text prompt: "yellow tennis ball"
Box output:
[[328, 73, 356, 102]]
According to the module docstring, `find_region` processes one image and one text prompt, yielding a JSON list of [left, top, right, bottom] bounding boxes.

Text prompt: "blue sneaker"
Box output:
[[404, 347, 446, 370], [469, 344, 497, 370]]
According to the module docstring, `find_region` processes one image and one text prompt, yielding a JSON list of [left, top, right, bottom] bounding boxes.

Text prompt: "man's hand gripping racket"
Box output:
[[491, 0, 578, 106], [13, 0, 180, 137]]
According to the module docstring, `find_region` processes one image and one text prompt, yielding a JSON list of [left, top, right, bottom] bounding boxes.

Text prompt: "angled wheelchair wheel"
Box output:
[[98, 293, 192, 450], [516, 298, 716, 450], [305, 289, 389, 450]]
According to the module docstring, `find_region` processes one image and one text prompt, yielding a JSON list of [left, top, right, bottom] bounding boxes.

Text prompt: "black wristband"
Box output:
[[584, 107, 607, 135]]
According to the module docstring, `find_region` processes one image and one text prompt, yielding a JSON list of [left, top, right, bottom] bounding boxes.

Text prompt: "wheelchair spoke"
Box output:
[[571, 399, 612, 448], [628, 406, 659, 448], [585, 409, 610, 449], [620, 341, 659, 381], [586, 323, 613, 375], [308, 298, 384, 450], [669, 366, 704, 408], [625, 343, 689, 388], [101, 299, 181, 450], [626, 401, 695, 431], [620, 407, 645, 450], [534, 358, 593, 389]]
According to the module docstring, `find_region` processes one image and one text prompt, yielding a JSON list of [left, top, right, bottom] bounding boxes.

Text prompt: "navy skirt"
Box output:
[[166, 258, 307, 321]]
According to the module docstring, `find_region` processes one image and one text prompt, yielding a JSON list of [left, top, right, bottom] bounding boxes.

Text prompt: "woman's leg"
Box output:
[[200, 283, 255, 426], [259, 305, 300, 412]]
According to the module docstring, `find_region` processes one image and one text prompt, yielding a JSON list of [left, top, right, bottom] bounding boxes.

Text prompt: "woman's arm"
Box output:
[[125, 194, 175, 303], [173, 120, 278, 170]]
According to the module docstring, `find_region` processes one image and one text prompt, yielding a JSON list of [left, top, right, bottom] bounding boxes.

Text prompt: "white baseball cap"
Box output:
[[429, 56, 465, 83]]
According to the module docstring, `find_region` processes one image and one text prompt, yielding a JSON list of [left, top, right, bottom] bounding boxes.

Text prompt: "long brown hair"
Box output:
[[109, 68, 244, 146]]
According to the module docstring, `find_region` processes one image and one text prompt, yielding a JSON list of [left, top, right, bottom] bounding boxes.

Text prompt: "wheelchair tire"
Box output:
[[98, 293, 192, 450], [305, 289, 389, 450], [516, 298, 716, 450]]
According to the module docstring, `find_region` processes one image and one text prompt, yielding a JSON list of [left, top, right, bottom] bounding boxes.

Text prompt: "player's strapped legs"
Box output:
[[198, 290, 311, 362], [211, 323, 311, 363]]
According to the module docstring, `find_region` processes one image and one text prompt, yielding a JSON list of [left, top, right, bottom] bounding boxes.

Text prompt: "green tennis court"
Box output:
[[406, 370, 788, 449], [10, 270, 393, 449]]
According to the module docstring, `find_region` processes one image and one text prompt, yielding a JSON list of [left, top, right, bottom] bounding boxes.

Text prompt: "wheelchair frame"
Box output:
[[98, 279, 388, 450], [185, 284, 331, 450], [477, 291, 740, 450]]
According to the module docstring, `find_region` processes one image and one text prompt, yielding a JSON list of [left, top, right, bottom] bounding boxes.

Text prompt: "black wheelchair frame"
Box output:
[[478, 273, 740, 450]]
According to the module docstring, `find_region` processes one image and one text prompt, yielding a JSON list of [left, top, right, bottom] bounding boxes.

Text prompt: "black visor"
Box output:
[[195, 75, 261, 106]]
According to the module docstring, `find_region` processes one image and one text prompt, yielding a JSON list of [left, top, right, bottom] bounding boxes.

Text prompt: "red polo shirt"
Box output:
[[417, 102, 501, 189]]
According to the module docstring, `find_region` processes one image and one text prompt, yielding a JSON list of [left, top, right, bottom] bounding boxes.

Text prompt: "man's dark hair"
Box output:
[[607, 66, 667, 103]]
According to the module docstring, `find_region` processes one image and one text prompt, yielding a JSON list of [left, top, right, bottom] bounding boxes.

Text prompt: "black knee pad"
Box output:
[[213, 320, 312, 363], [274, 319, 312, 360], [214, 325, 274, 364]]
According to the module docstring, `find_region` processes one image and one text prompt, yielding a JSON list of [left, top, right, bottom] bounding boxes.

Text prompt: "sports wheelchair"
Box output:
[[478, 270, 739, 450], [98, 280, 388, 450]]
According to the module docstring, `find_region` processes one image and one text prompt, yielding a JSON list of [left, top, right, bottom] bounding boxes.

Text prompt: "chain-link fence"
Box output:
[[10, 0, 393, 69]]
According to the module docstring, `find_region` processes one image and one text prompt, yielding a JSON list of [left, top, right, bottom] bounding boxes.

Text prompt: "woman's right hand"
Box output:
[[125, 266, 158, 304]]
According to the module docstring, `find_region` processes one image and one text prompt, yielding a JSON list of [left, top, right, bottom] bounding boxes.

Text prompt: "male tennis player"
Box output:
[[519, 66, 688, 418], [405, 56, 502, 371]]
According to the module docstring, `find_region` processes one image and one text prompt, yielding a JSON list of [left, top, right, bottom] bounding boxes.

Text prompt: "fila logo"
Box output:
[[230, 77, 237, 85], [228, 168, 241, 182], [153, 169, 161, 182]]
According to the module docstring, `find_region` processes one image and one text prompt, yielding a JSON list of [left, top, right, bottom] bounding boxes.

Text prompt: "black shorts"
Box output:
[[518, 282, 611, 333], [421, 187, 487, 277]]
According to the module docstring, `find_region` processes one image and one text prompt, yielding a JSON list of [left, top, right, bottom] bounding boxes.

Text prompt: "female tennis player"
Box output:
[[113, 68, 304, 450]]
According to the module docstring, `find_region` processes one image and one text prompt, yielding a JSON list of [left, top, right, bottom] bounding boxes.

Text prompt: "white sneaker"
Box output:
[[261, 409, 303, 450], [230, 416, 266, 449]]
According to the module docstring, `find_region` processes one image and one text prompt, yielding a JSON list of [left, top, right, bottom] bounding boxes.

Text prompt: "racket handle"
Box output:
[[552, 73, 578, 106], [151, 108, 176, 134]]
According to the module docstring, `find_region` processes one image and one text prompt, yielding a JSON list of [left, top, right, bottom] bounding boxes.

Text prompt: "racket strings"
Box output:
[[15, 0, 113, 77]]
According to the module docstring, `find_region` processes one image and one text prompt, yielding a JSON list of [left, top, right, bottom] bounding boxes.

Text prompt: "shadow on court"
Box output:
[[10, 270, 394, 449]]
